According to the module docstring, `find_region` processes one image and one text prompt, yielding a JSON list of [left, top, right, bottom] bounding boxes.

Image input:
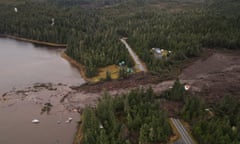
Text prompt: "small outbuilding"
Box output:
[[151, 48, 171, 59]]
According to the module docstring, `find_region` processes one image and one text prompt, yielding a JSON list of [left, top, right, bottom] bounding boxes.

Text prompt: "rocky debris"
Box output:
[[1, 83, 74, 113], [33, 83, 57, 91], [78, 72, 160, 93], [1, 50, 240, 117], [180, 51, 240, 102], [41, 102, 53, 114], [2, 93, 7, 97]]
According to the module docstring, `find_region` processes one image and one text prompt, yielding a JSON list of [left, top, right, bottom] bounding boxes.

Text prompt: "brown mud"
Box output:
[[2, 50, 239, 112], [180, 50, 240, 102], [1, 49, 239, 143]]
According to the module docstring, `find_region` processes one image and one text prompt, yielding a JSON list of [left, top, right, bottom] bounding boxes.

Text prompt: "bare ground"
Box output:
[[1, 50, 240, 114], [62, 49, 240, 115], [180, 50, 240, 102], [1, 49, 238, 144]]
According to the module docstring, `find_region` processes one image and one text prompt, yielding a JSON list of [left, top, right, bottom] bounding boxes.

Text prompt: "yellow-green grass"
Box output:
[[89, 65, 120, 82]]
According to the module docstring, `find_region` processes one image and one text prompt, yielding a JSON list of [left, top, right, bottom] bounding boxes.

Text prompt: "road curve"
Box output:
[[120, 38, 147, 72], [170, 118, 195, 144]]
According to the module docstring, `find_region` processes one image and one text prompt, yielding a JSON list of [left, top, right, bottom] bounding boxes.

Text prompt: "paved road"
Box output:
[[170, 118, 195, 144], [120, 38, 147, 72]]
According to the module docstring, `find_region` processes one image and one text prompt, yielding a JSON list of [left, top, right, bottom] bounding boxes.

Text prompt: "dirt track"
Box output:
[[120, 38, 147, 72]]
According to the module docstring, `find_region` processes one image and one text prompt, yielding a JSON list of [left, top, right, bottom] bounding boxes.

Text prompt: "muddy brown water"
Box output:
[[0, 38, 84, 93], [0, 38, 85, 144]]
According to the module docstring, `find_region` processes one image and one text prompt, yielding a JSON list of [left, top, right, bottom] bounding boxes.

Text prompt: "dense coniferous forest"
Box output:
[[0, 0, 135, 77], [191, 97, 240, 143], [1, 0, 239, 77], [161, 79, 240, 144], [79, 79, 240, 144], [126, 4, 240, 74], [182, 95, 240, 144], [79, 88, 172, 144], [1, 0, 240, 143]]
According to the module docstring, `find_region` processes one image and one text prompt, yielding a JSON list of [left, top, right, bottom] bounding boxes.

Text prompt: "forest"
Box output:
[[161, 79, 240, 144], [1, 0, 240, 143], [78, 88, 172, 144], [77, 78, 240, 144], [189, 96, 240, 144], [0, 0, 239, 77]]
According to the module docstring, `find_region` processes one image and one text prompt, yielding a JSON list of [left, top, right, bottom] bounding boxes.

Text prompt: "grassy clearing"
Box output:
[[63, 52, 122, 83], [89, 65, 120, 82]]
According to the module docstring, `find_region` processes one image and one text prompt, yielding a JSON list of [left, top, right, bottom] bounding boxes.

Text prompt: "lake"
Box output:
[[0, 38, 84, 93], [0, 37, 85, 144]]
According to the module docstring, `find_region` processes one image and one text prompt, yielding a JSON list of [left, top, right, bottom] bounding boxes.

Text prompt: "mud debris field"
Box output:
[[1, 50, 239, 114]]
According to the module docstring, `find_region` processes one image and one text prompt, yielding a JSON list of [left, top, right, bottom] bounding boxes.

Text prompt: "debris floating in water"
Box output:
[[14, 7, 18, 13], [32, 119, 40, 124], [65, 117, 73, 123]]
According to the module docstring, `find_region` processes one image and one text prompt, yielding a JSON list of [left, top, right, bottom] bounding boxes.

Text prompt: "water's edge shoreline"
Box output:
[[0, 34, 67, 48], [0, 34, 91, 82], [61, 53, 89, 82]]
